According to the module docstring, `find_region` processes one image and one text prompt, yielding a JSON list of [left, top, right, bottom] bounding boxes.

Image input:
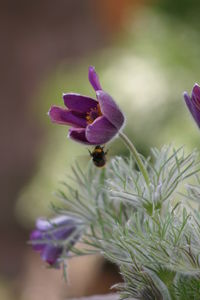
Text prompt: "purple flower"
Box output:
[[183, 83, 200, 128], [48, 66, 125, 145], [30, 215, 81, 268]]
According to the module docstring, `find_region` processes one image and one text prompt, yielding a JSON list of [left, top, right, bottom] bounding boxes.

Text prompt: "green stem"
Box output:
[[119, 132, 150, 185]]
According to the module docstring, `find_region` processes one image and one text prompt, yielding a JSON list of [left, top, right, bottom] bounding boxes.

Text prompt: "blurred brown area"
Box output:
[[0, 0, 140, 299], [93, 0, 135, 34]]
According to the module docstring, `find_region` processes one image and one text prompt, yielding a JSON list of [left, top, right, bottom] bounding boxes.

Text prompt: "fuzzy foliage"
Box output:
[[55, 145, 200, 299]]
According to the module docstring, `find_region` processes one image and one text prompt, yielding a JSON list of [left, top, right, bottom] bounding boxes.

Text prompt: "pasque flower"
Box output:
[[48, 66, 125, 145], [184, 83, 200, 127], [30, 215, 81, 267]]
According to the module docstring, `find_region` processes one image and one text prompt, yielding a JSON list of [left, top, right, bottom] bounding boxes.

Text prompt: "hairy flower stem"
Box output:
[[119, 132, 150, 186]]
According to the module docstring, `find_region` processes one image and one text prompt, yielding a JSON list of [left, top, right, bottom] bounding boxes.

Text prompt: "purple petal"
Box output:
[[68, 128, 91, 145], [30, 230, 45, 251], [41, 245, 62, 266], [88, 66, 102, 91], [86, 116, 118, 144], [51, 215, 76, 227], [184, 92, 193, 115], [36, 218, 52, 231], [36, 216, 71, 232], [48, 106, 87, 127], [55, 226, 75, 240], [63, 93, 98, 112], [38, 217, 77, 236], [192, 83, 200, 103], [51, 216, 77, 240], [184, 92, 200, 127], [96, 91, 125, 130]]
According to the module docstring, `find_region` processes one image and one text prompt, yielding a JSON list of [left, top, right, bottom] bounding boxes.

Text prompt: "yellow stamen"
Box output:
[[86, 104, 102, 124]]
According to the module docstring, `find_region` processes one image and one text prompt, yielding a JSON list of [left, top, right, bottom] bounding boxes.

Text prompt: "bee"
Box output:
[[89, 145, 108, 168]]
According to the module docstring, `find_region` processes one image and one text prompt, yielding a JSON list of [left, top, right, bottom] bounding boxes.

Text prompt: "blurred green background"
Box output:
[[1, 0, 200, 299]]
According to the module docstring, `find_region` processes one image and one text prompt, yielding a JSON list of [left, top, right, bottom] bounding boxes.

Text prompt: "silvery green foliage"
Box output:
[[56, 145, 200, 300]]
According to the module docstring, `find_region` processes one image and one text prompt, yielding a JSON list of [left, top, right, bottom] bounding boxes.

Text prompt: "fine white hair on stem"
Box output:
[[54, 145, 200, 299]]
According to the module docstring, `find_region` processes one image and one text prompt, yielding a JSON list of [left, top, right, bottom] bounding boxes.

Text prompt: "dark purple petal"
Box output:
[[48, 106, 87, 127], [41, 245, 62, 266], [86, 116, 118, 144], [30, 230, 45, 251], [88, 66, 102, 91], [184, 91, 200, 127], [192, 83, 200, 103], [184, 92, 194, 115], [52, 217, 77, 239], [96, 90, 125, 130], [52, 215, 77, 227], [193, 110, 200, 128], [63, 93, 98, 112], [68, 127, 91, 144], [30, 215, 81, 268], [54, 227, 75, 240]]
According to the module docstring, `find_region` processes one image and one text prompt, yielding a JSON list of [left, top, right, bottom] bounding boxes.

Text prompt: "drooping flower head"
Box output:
[[48, 66, 125, 145], [183, 83, 200, 128], [30, 215, 81, 268]]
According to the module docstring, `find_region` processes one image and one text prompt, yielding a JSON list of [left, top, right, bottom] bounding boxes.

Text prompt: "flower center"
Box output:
[[86, 104, 102, 124]]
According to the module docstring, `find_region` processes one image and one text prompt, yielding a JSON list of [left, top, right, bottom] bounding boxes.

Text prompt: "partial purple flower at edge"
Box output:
[[30, 215, 81, 268], [183, 83, 200, 127], [48, 66, 125, 145]]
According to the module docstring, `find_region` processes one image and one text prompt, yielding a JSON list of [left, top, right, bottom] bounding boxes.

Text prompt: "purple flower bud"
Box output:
[[48, 66, 125, 145], [88, 66, 102, 91], [30, 215, 81, 268], [183, 83, 200, 128]]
